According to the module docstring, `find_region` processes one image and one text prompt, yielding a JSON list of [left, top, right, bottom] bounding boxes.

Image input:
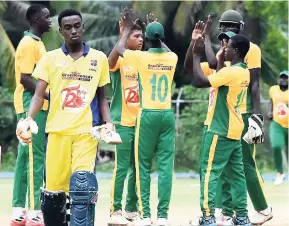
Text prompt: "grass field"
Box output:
[[0, 178, 288, 226]]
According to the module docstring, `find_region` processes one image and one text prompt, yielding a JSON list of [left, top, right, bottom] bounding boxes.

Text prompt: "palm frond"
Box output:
[[0, 23, 15, 90]]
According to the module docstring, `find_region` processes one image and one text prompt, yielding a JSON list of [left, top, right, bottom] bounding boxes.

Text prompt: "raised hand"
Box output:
[[193, 35, 205, 54], [142, 12, 158, 28], [192, 20, 205, 41], [120, 7, 134, 28], [202, 15, 212, 37]]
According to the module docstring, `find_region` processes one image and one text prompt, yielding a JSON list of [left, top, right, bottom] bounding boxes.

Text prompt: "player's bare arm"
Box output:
[[203, 15, 218, 69], [27, 79, 48, 119], [117, 8, 134, 57], [250, 68, 261, 114], [97, 86, 112, 123], [20, 73, 49, 100], [216, 46, 226, 72]]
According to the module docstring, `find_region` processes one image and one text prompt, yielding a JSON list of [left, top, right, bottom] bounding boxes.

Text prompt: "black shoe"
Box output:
[[233, 216, 251, 226], [197, 216, 216, 226]]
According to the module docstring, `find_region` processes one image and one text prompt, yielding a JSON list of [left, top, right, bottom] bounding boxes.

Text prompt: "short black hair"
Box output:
[[58, 9, 82, 27], [230, 34, 250, 58], [129, 24, 142, 35], [26, 4, 47, 22]]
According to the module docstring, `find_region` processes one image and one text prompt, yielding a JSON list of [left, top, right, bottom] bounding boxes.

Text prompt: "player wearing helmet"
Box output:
[[201, 10, 273, 226]]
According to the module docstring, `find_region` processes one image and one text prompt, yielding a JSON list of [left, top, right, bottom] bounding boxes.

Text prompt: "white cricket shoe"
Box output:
[[216, 214, 233, 226], [10, 207, 28, 226], [215, 208, 222, 219], [124, 211, 140, 221], [250, 207, 273, 225], [157, 218, 169, 226], [108, 210, 130, 225], [274, 173, 286, 186]]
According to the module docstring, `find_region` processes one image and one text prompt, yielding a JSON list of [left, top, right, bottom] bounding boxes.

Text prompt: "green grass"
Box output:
[[0, 178, 288, 225]]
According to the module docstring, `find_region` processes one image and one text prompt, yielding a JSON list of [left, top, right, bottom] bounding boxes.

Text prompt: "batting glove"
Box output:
[[91, 123, 122, 145], [16, 117, 38, 145], [243, 114, 264, 144]]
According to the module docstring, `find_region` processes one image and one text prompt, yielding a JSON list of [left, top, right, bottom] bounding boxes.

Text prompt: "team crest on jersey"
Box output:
[[61, 83, 89, 111], [124, 84, 140, 106], [89, 60, 97, 72], [276, 102, 288, 117]]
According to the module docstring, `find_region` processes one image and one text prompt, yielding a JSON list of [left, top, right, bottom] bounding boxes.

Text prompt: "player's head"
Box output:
[[217, 31, 236, 46], [58, 9, 84, 45], [279, 70, 288, 88], [145, 22, 164, 48], [127, 24, 143, 51], [225, 34, 250, 62], [219, 10, 244, 34], [26, 4, 51, 33]]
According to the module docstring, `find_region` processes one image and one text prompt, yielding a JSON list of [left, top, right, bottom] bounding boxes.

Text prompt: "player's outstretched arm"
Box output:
[[250, 68, 261, 114], [97, 86, 112, 123], [108, 21, 124, 69], [27, 79, 48, 119], [203, 15, 218, 69], [117, 8, 134, 57]]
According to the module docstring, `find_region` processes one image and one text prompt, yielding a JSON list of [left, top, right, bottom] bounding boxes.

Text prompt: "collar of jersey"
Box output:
[[24, 31, 41, 41], [233, 62, 247, 69], [147, 48, 167, 53], [61, 43, 90, 57]]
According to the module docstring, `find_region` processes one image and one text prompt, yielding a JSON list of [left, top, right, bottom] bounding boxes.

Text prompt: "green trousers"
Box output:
[[215, 113, 268, 214], [200, 132, 248, 217], [110, 125, 138, 214], [269, 120, 288, 174], [12, 110, 47, 210], [135, 109, 175, 219]]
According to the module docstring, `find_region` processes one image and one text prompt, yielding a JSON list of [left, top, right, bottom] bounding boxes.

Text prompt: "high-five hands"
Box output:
[[192, 21, 205, 54]]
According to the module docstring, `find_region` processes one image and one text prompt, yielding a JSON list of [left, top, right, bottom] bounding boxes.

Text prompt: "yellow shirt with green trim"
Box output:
[[202, 42, 261, 127], [123, 48, 178, 110], [269, 85, 288, 128], [14, 31, 48, 114], [32, 43, 110, 135], [109, 56, 140, 127], [207, 63, 250, 140]]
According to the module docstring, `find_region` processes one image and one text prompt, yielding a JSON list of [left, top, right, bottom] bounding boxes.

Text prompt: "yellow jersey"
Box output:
[[269, 85, 288, 128], [32, 43, 110, 135], [123, 48, 178, 110], [207, 63, 250, 140], [109, 56, 140, 127], [14, 31, 48, 114], [202, 42, 261, 126]]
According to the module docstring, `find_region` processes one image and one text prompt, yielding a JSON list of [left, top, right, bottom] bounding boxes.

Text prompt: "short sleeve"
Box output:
[[110, 57, 121, 72], [98, 55, 110, 87], [245, 44, 261, 69], [200, 62, 214, 77], [32, 53, 50, 84], [18, 42, 36, 74], [208, 67, 233, 88]]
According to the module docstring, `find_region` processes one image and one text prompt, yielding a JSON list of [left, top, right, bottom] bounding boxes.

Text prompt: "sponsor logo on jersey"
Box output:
[[124, 84, 140, 106], [148, 63, 173, 71], [89, 60, 97, 72], [61, 84, 89, 111], [62, 71, 93, 82], [277, 102, 288, 116]]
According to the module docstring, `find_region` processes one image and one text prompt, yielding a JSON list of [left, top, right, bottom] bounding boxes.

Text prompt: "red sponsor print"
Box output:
[[61, 84, 87, 110]]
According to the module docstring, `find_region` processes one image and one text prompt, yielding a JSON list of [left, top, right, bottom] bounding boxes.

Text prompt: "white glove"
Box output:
[[243, 114, 264, 144], [16, 117, 38, 145], [91, 123, 122, 144]]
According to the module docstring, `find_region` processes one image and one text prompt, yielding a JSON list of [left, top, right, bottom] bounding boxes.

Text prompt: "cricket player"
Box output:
[[107, 18, 143, 224], [116, 8, 178, 226], [268, 70, 288, 185], [15, 8, 118, 226], [200, 11, 272, 225], [185, 22, 251, 226], [12, 4, 51, 226]]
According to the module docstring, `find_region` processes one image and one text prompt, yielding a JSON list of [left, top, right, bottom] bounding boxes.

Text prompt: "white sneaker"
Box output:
[[124, 210, 140, 221], [274, 173, 286, 185], [250, 207, 273, 225], [157, 218, 169, 226], [10, 207, 28, 226], [216, 214, 233, 226], [215, 208, 222, 218], [108, 210, 130, 225]]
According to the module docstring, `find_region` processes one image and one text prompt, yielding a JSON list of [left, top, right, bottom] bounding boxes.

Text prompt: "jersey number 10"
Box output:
[[150, 74, 168, 103]]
